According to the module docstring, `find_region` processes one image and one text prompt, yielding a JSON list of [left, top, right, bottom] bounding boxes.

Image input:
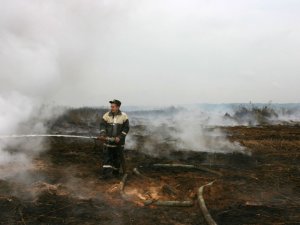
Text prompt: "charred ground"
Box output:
[[0, 107, 299, 225]]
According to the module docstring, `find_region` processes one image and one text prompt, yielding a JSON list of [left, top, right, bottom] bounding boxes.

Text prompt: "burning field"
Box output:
[[1, 0, 300, 224], [0, 107, 299, 225]]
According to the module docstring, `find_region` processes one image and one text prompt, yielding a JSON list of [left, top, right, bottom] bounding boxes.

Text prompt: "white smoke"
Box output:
[[127, 107, 246, 157], [0, 94, 63, 179], [0, 93, 33, 134], [0, 0, 136, 178], [126, 103, 300, 157], [1, 0, 299, 178], [0, 0, 95, 178]]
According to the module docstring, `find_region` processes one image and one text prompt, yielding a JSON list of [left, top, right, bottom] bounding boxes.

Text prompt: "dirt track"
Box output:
[[0, 125, 299, 225]]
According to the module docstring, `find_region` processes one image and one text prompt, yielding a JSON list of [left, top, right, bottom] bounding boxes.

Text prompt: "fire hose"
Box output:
[[0, 134, 120, 142], [121, 165, 220, 225], [0, 134, 98, 139], [0, 134, 218, 224]]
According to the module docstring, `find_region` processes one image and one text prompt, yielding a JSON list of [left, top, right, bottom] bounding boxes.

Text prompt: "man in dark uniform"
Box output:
[[98, 99, 129, 178]]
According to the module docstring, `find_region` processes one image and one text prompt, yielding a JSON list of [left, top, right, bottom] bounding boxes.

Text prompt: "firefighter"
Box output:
[[98, 99, 129, 179]]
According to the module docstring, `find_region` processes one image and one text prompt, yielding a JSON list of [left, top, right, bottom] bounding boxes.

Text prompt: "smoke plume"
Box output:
[[126, 107, 247, 157]]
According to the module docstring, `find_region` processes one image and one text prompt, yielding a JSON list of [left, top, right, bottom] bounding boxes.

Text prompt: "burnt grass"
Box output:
[[0, 124, 300, 225]]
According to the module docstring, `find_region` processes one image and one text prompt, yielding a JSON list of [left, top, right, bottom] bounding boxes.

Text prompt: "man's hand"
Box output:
[[97, 136, 107, 142], [115, 137, 120, 143]]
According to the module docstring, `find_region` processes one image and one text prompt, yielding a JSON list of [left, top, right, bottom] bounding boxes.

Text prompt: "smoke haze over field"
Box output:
[[1, 0, 300, 107], [126, 107, 247, 157], [0, 3, 299, 223], [0, 0, 300, 178]]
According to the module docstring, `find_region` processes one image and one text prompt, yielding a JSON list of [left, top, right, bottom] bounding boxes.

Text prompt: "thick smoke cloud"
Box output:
[[0, 0, 135, 106], [0, 0, 133, 179], [0, 0, 112, 178], [125, 104, 300, 157], [126, 107, 246, 157], [0, 0, 299, 178], [1, 0, 300, 107]]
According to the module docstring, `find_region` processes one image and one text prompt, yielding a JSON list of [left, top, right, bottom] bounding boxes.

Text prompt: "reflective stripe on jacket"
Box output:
[[99, 110, 129, 146]]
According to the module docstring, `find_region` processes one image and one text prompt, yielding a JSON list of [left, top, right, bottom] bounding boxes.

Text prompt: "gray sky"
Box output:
[[1, 0, 300, 107]]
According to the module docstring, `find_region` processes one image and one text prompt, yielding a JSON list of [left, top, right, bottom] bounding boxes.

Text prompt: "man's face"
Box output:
[[110, 103, 119, 113]]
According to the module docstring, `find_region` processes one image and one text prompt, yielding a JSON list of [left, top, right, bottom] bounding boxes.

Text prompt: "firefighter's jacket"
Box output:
[[99, 110, 129, 147]]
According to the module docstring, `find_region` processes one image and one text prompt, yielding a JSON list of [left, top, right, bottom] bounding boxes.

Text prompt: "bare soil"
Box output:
[[0, 124, 299, 225]]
